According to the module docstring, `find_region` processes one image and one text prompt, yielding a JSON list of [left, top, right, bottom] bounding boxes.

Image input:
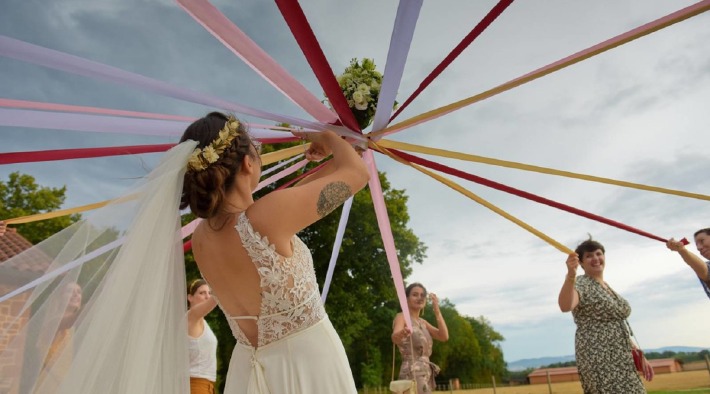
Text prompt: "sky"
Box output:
[[1, 0, 709, 363]]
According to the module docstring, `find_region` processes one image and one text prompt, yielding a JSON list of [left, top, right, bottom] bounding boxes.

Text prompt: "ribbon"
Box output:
[[4, 200, 113, 225], [275, 0, 361, 131], [260, 153, 304, 177], [0, 238, 125, 303], [370, 0, 423, 133], [375, 145, 573, 254], [0, 144, 174, 165], [175, 0, 337, 124], [389, 0, 514, 122], [320, 196, 354, 303], [385, 147, 678, 245], [371, 0, 710, 138], [3, 145, 310, 226], [256, 158, 308, 190], [0, 35, 335, 132], [376, 139, 710, 202], [0, 98, 195, 121], [363, 150, 413, 329]]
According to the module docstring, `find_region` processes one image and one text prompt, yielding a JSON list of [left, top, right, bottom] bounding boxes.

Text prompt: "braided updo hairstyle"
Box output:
[[179, 112, 256, 219]]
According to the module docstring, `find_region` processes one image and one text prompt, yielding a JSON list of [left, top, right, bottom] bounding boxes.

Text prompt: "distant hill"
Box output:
[[507, 346, 709, 371]]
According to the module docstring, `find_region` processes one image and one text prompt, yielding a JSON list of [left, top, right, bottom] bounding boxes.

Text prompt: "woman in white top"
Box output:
[[187, 279, 218, 393]]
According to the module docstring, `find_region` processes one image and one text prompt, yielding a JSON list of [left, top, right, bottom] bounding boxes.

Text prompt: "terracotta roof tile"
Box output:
[[0, 231, 52, 273]]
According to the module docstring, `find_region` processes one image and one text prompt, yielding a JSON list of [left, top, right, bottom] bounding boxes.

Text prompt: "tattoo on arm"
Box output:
[[316, 181, 352, 218]]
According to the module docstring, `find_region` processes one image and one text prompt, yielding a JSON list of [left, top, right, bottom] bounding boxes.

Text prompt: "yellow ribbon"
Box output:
[[4, 200, 112, 225], [370, 2, 710, 138], [260, 143, 309, 166], [373, 143, 573, 254], [3, 144, 309, 225], [375, 139, 710, 201]]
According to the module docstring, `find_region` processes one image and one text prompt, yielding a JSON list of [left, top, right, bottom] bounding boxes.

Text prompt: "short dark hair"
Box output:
[[575, 236, 605, 259], [694, 228, 710, 238]]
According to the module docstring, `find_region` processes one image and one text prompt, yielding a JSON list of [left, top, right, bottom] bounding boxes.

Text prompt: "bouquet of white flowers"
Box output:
[[332, 58, 392, 130]]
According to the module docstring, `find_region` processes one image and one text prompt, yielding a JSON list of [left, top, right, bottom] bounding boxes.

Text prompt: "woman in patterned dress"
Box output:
[[391, 283, 448, 394], [558, 237, 654, 393]]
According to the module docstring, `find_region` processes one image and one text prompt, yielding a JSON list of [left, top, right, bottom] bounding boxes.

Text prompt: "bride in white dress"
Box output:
[[0, 112, 367, 393], [181, 112, 367, 393]]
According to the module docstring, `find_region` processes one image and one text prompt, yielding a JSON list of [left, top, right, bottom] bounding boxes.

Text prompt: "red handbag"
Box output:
[[631, 348, 645, 372]]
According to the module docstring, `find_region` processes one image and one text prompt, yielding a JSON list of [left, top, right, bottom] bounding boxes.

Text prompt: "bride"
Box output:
[[0, 112, 368, 393]]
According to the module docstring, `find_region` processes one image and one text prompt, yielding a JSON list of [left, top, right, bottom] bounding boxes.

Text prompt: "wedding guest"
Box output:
[[558, 237, 653, 393], [187, 279, 218, 394], [391, 283, 448, 394], [667, 228, 710, 299]]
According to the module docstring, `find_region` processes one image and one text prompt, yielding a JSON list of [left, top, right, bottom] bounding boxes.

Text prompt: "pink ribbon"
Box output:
[[363, 150, 412, 329], [175, 0, 338, 124]]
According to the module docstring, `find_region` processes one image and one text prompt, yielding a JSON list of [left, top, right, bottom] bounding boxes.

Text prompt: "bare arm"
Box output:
[[250, 130, 368, 246], [187, 297, 218, 327], [667, 238, 709, 283], [391, 313, 411, 346], [425, 294, 449, 342], [558, 253, 580, 312]]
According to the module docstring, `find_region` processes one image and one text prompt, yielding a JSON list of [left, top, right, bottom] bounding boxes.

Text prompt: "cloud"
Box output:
[[2, 0, 709, 362]]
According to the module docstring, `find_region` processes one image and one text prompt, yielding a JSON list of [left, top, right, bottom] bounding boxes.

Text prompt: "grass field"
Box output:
[[426, 370, 710, 394]]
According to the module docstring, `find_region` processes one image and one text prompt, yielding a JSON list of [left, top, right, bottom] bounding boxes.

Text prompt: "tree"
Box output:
[[180, 139, 509, 389], [0, 172, 80, 244], [301, 171, 427, 388]]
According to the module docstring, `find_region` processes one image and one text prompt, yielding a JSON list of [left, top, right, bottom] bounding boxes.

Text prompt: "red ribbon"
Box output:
[[386, 148, 678, 244], [275, 0, 361, 132], [0, 144, 175, 164], [390, 0, 514, 121]]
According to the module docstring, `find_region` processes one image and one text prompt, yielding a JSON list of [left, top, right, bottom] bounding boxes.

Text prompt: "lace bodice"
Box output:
[[220, 212, 326, 348]]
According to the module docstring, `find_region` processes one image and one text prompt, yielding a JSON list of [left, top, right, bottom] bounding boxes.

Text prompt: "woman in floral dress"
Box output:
[[392, 283, 449, 394], [558, 237, 654, 393]]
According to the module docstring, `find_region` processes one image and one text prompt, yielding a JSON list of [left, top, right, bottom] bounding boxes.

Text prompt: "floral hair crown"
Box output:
[[187, 116, 240, 172]]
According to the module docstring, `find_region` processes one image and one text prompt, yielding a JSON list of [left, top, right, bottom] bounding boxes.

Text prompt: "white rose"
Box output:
[[357, 83, 370, 94], [352, 90, 364, 104], [354, 101, 368, 111]]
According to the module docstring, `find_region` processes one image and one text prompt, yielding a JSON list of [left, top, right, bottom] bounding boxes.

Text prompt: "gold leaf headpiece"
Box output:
[[187, 116, 240, 172]]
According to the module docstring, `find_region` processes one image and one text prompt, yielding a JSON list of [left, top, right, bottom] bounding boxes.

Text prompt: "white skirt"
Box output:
[[223, 316, 357, 394]]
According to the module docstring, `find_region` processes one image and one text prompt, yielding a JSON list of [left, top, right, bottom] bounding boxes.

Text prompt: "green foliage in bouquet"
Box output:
[[334, 58, 394, 130]]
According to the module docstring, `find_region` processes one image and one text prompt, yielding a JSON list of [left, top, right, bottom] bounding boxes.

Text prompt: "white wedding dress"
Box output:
[[0, 141, 357, 394], [216, 212, 356, 394]]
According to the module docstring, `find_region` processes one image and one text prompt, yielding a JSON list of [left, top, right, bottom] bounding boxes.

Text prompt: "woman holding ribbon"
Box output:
[[391, 282, 449, 394]]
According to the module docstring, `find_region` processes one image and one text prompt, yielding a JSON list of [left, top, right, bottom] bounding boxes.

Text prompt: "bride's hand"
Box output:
[[293, 131, 334, 162]]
